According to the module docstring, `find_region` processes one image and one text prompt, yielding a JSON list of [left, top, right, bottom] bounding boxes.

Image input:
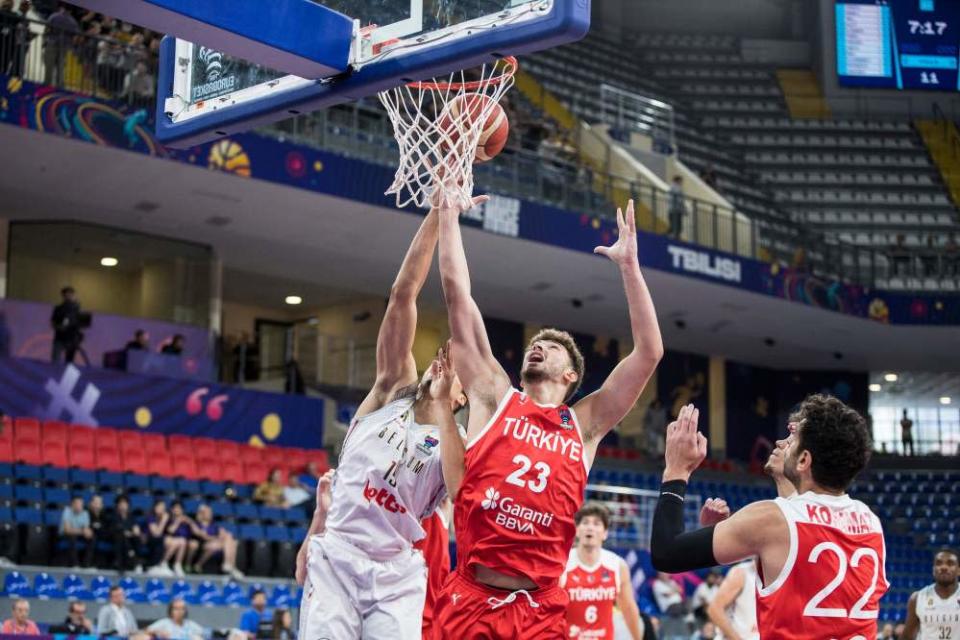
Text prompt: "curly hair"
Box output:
[[574, 501, 611, 529], [527, 328, 585, 403], [795, 394, 871, 492]]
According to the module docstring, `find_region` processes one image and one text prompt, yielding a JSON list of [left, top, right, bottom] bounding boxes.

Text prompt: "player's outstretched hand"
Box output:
[[663, 403, 707, 482], [429, 164, 489, 213], [317, 469, 335, 514], [594, 199, 638, 266], [428, 340, 456, 402], [699, 498, 731, 526]]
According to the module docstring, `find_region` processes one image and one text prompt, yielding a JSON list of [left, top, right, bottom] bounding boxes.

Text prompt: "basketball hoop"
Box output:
[[378, 57, 518, 210]]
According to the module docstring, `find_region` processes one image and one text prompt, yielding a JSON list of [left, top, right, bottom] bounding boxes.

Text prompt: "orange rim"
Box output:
[[407, 56, 518, 91]]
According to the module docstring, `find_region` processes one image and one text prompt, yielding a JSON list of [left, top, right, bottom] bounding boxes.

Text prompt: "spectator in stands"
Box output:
[[60, 494, 94, 567], [121, 58, 154, 108], [270, 609, 294, 640], [125, 329, 149, 351], [921, 235, 939, 277], [162, 334, 185, 356], [239, 589, 271, 640], [110, 494, 142, 572], [1, 599, 40, 635], [97, 586, 144, 639], [644, 398, 668, 457], [690, 570, 721, 622], [668, 175, 686, 238], [254, 469, 288, 508], [43, 2, 78, 86], [283, 473, 311, 508], [297, 461, 321, 494], [52, 601, 94, 635], [878, 622, 895, 639], [900, 408, 915, 456], [146, 598, 206, 640], [145, 499, 188, 577], [690, 621, 716, 640], [186, 504, 242, 579], [50, 285, 83, 364], [699, 164, 718, 189], [88, 493, 107, 566], [894, 622, 906, 638], [0, 1, 19, 75], [165, 501, 193, 576], [889, 234, 912, 278], [95, 30, 125, 92], [652, 572, 687, 639]]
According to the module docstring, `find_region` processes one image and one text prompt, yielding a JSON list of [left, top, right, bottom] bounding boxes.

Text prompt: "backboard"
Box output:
[[156, 0, 590, 147]]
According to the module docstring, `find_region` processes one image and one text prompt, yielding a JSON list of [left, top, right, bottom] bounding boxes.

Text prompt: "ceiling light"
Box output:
[[941, 397, 952, 405], [285, 295, 302, 305], [868, 384, 881, 392], [884, 373, 898, 382], [100, 257, 118, 267]]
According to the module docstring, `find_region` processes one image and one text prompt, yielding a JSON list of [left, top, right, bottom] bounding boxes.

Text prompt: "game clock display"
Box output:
[[836, 0, 960, 90]]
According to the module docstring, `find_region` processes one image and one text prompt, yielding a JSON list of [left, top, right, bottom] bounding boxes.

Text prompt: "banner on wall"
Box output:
[[0, 357, 324, 449]]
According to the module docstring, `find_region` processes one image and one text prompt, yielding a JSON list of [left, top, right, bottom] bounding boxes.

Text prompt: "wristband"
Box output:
[[660, 479, 687, 503]]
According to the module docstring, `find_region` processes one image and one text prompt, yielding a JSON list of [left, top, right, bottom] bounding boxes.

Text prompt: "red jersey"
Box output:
[[454, 388, 590, 588], [756, 492, 888, 640], [560, 548, 622, 639], [415, 509, 451, 637]]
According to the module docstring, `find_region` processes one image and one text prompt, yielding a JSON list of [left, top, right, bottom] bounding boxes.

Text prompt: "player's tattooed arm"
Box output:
[[429, 342, 466, 496], [902, 591, 920, 640], [296, 470, 334, 586], [574, 200, 664, 448], [358, 209, 441, 419], [437, 190, 511, 413]]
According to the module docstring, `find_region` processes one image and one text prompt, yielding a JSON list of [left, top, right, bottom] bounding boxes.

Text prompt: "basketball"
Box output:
[[440, 92, 509, 163]]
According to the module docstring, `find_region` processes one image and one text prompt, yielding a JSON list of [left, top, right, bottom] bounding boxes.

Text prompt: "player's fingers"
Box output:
[[692, 408, 700, 429], [627, 199, 636, 232], [593, 246, 610, 256], [471, 194, 490, 209]]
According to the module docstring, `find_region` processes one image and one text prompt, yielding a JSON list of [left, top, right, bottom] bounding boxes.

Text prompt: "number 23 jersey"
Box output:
[[756, 492, 888, 640], [454, 388, 590, 588]]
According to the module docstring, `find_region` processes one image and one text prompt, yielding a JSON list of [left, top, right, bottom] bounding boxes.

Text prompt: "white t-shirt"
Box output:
[[692, 581, 718, 610], [653, 577, 683, 613]]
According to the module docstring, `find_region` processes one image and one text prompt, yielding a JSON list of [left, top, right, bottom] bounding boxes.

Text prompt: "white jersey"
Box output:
[[720, 560, 759, 640], [916, 584, 960, 640], [324, 396, 446, 560]]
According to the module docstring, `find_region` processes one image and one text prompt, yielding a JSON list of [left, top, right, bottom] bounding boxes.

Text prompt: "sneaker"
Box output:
[[146, 564, 167, 576], [173, 563, 185, 577], [134, 564, 144, 574], [226, 566, 245, 580]]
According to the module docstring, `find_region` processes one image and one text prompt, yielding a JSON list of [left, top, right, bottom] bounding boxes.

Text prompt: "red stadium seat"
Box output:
[[13, 439, 42, 465], [196, 457, 223, 481], [41, 421, 69, 443], [69, 445, 96, 469], [41, 440, 69, 467], [96, 447, 123, 472], [119, 431, 143, 454], [283, 447, 308, 471], [121, 448, 148, 474], [239, 446, 263, 466], [13, 418, 40, 445], [193, 438, 218, 461], [220, 460, 245, 484], [218, 440, 241, 461], [168, 434, 192, 451], [94, 428, 118, 449], [69, 426, 96, 449], [142, 434, 167, 455], [0, 418, 11, 443], [244, 462, 269, 484], [172, 457, 199, 480], [147, 454, 173, 477], [263, 447, 287, 468], [0, 440, 14, 462]]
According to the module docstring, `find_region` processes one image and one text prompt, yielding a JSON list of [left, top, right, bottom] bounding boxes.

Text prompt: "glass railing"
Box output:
[[10, 14, 959, 291]]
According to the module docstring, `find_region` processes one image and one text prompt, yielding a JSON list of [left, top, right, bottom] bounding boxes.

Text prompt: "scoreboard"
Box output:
[[836, 0, 960, 90]]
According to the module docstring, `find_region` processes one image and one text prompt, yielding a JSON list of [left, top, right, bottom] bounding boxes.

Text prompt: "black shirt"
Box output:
[[52, 617, 92, 635], [51, 300, 81, 341], [161, 344, 183, 355]]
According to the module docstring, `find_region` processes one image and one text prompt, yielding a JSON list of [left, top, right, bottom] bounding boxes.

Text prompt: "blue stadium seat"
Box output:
[[34, 572, 65, 600], [289, 526, 308, 542], [238, 524, 265, 540], [200, 481, 227, 498], [222, 582, 247, 607], [183, 498, 201, 514], [14, 464, 42, 481], [170, 580, 200, 604], [98, 471, 125, 489], [44, 487, 71, 506], [118, 577, 147, 603], [0, 484, 12, 500], [62, 574, 94, 600], [283, 507, 306, 523], [145, 578, 171, 604], [0, 507, 13, 523], [14, 484, 43, 504], [3, 571, 35, 597], [210, 500, 234, 518], [265, 525, 289, 542], [124, 473, 151, 491], [176, 479, 201, 495], [0, 463, 12, 478], [232, 484, 253, 500], [42, 466, 70, 484], [90, 576, 112, 601], [69, 468, 97, 486], [259, 506, 286, 522], [45, 508, 62, 527], [129, 494, 154, 513], [270, 585, 293, 608], [151, 476, 176, 493], [101, 493, 116, 509], [234, 503, 259, 520], [15, 506, 43, 525], [196, 580, 225, 606]]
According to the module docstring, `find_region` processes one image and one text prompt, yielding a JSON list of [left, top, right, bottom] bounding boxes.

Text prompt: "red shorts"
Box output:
[[431, 569, 569, 640]]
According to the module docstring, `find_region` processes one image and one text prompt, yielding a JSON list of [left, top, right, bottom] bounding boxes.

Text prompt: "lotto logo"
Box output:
[[362, 480, 407, 514]]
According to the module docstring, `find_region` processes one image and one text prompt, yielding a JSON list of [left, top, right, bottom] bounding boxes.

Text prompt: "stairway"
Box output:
[[776, 69, 830, 119], [916, 118, 960, 208]]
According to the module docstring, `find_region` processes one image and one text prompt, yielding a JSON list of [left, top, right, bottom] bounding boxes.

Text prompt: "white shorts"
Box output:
[[299, 532, 427, 640]]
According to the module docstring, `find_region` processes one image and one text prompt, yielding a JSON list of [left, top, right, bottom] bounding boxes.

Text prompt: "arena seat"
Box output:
[[62, 574, 94, 600], [119, 576, 148, 603], [90, 575, 112, 600], [147, 453, 174, 477], [40, 440, 69, 467], [69, 426, 96, 449], [14, 439, 42, 465], [121, 447, 148, 474], [3, 571, 35, 597], [239, 446, 264, 466], [68, 445, 96, 469], [145, 578, 172, 604], [33, 572, 64, 600], [142, 433, 168, 456], [41, 420, 69, 443]]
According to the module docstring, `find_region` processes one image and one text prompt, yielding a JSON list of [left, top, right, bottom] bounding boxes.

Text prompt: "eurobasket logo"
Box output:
[[482, 487, 554, 534]]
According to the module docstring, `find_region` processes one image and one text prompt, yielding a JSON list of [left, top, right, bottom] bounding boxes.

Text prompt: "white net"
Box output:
[[378, 57, 517, 210]]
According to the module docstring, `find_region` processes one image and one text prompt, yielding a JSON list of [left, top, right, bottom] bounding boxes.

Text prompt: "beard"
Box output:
[[521, 364, 552, 386], [782, 455, 801, 487]]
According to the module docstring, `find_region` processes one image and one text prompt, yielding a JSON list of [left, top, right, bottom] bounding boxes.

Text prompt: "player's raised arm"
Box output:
[[428, 342, 466, 496], [357, 210, 440, 417], [574, 200, 664, 448], [706, 566, 746, 640], [437, 192, 511, 414]]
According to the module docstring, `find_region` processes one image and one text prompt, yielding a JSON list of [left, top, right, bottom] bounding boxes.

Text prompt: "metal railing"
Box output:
[[585, 484, 702, 549], [599, 83, 676, 154], [292, 324, 377, 391], [10, 14, 957, 291]]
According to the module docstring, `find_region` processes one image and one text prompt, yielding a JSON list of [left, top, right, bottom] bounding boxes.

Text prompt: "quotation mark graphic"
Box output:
[[185, 387, 228, 420]]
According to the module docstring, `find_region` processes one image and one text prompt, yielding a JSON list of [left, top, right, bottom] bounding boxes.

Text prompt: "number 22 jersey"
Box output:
[[454, 388, 590, 588], [756, 492, 888, 640]]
